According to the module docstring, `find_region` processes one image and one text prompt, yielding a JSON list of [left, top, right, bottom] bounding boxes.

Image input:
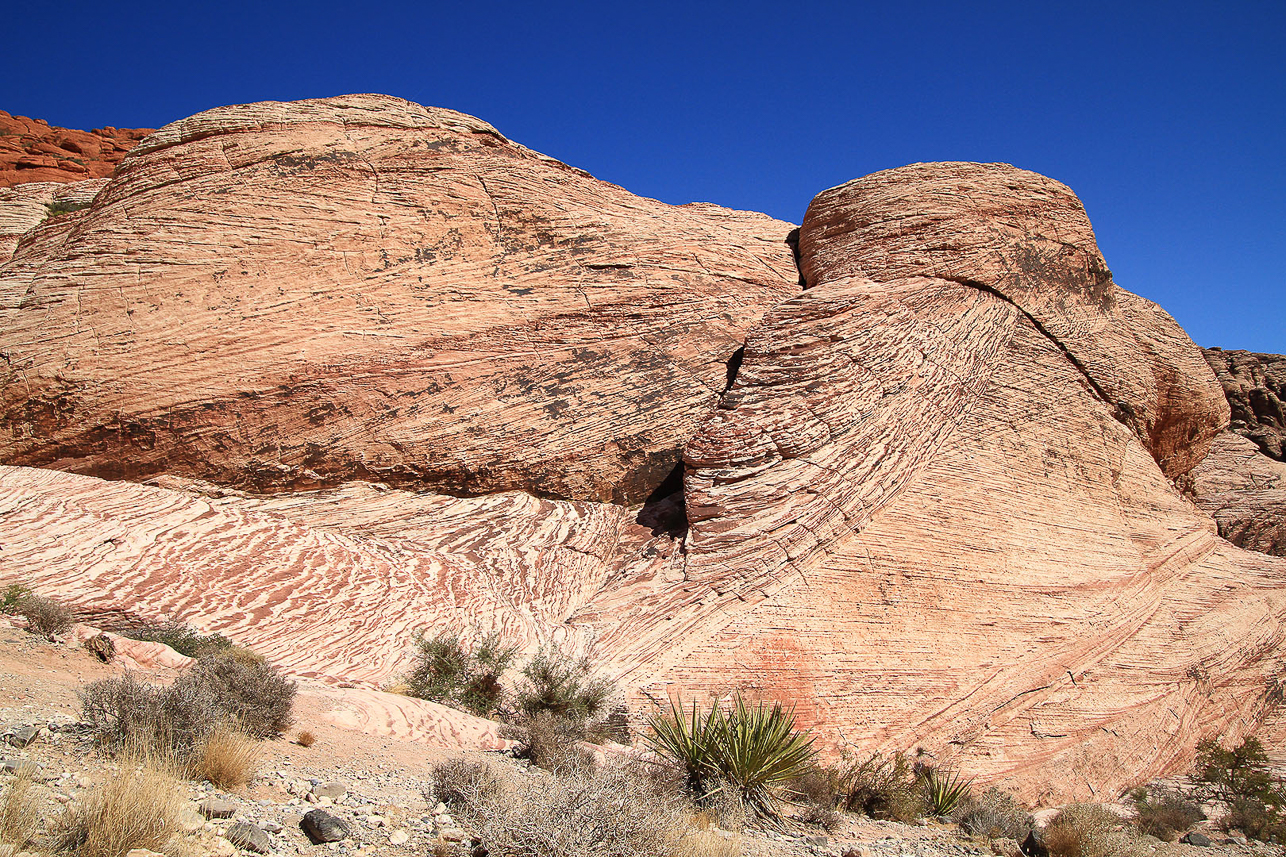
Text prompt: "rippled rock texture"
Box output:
[[1, 98, 1283, 804]]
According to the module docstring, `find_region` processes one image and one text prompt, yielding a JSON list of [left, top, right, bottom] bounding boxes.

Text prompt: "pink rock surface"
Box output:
[[0, 94, 796, 503], [1191, 431, 1286, 556], [0, 98, 1281, 804]]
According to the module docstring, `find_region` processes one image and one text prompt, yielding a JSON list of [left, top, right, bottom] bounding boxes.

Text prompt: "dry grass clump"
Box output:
[[1128, 786, 1203, 841], [786, 765, 841, 831], [837, 752, 924, 823], [1042, 804, 1143, 857], [16, 593, 74, 637], [0, 765, 43, 849], [515, 711, 597, 774], [192, 726, 259, 790], [675, 828, 742, 857], [54, 756, 183, 857], [454, 760, 691, 857], [428, 758, 503, 812], [295, 729, 317, 747], [951, 786, 1032, 839]]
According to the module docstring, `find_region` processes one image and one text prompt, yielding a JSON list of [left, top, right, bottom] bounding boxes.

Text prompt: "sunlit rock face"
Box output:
[[2, 99, 1284, 804]]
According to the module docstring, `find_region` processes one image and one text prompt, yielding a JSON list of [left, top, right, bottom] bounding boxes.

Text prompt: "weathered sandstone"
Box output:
[[0, 97, 1282, 805], [1203, 348, 1286, 460], [1191, 430, 1286, 556], [0, 178, 107, 261], [0, 110, 150, 187], [0, 94, 797, 503]]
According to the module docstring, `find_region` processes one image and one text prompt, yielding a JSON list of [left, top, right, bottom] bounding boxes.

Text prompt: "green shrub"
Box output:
[[406, 629, 517, 717], [836, 752, 925, 823], [43, 199, 91, 220], [16, 593, 74, 637], [1226, 796, 1286, 843], [1195, 736, 1282, 805], [646, 693, 816, 820], [515, 646, 613, 721], [0, 583, 33, 614], [951, 786, 1032, 839], [1128, 786, 1203, 841], [121, 617, 237, 660]]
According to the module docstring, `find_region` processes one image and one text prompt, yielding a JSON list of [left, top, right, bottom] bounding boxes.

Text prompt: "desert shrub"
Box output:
[[54, 757, 182, 857], [516, 710, 596, 774], [16, 593, 74, 637], [1042, 804, 1142, 857], [192, 726, 259, 789], [295, 729, 317, 747], [1128, 786, 1203, 841], [951, 786, 1032, 839], [183, 649, 295, 737], [122, 617, 236, 660], [0, 765, 42, 848], [407, 630, 517, 717], [1225, 796, 1286, 843], [922, 766, 972, 817], [837, 752, 925, 823], [43, 199, 91, 220], [785, 764, 841, 830], [647, 693, 816, 820], [79, 672, 222, 758], [454, 760, 691, 857], [1195, 736, 1282, 805], [0, 583, 32, 614], [515, 646, 614, 722], [428, 758, 502, 812]]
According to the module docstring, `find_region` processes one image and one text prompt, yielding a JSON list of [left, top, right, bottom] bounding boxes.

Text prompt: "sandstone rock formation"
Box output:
[[1, 97, 1283, 805], [0, 110, 150, 188], [0, 178, 107, 261], [1192, 431, 1286, 556], [0, 94, 796, 503], [1204, 348, 1286, 460]]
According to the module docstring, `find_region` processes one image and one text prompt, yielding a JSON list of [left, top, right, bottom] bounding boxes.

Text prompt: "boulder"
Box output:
[[225, 821, 272, 854], [301, 808, 350, 843]]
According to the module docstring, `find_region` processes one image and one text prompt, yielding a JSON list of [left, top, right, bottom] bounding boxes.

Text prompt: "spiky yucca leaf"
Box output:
[[923, 766, 973, 817], [646, 693, 816, 820]]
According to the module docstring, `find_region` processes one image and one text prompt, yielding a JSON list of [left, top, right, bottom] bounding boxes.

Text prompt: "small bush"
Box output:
[[79, 671, 223, 759], [951, 786, 1032, 839], [516, 646, 614, 722], [184, 649, 295, 737], [1042, 804, 1140, 857], [295, 730, 317, 748], [122, 617, 236, 660], [518, 711, 596, 774], [43, 199, 92, 220], [16, 593, 74, 637], [1128, 786, 1203, 841], [647, 693, 816, 821], [786, 765, 841, 830], [192, 726, 259, 789], [54, 757, 182, 857], [428, 758, 502, 812], [407, 630, 518, 717], [837, 752, 925, 823], [1195, 736, 1282, 805], [453, 760, 691, 857], [0, 764, 42, 848], [0, 582, 32, 614], [1226, 796, 1286, 843]]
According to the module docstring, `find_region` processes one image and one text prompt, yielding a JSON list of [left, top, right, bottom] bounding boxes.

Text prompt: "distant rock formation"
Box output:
[[0, 110, 150, 187], [1, 96, 1284, 804], [1204, 349, 1286, 460]]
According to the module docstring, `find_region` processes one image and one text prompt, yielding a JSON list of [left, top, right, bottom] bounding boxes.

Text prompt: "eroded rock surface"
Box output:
[[0, 101, 1282, 807], [1203, 348, 1286, 460], [0, 110, 150, 187], [1192, 431, 1286, 556], [0, 178, 107, 261], [0, 94, 796, 503]]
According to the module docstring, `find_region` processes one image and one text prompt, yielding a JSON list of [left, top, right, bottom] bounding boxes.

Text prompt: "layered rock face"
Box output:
[[1204, 349, 1286, 460], [0, 110, 150, 187], [1, 98, 1283, 803], [0, 95, 796, 503]]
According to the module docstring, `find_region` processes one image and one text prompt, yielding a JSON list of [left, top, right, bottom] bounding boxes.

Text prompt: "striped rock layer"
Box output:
[[1, 96, 1284, 804]]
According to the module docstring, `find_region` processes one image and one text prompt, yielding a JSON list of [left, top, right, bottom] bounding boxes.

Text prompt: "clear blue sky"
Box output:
[[7, 0, 1283, 352]]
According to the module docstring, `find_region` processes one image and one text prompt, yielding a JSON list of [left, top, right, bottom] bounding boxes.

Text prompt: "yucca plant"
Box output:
[[922, 766, 973, 817], [646, 692, 816, 820]]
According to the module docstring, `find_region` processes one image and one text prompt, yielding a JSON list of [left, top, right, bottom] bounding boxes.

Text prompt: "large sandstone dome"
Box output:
[[2, 94, 1283, 804]]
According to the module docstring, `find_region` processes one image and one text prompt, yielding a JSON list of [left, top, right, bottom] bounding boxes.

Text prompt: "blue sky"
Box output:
[[7, 0, 1283, 352]]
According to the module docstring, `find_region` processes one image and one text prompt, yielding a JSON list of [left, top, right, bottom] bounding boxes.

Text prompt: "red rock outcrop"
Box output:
[[0, 110, 150, 188], [0, 94, 796, 503], [0, 97, 1283, 805]]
